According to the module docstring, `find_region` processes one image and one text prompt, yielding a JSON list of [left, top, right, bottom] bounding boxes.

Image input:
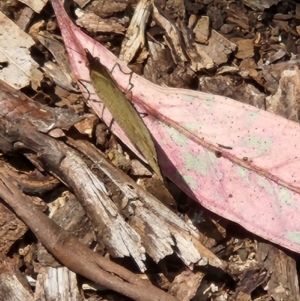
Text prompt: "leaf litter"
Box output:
[[1, 0, 300, 300]]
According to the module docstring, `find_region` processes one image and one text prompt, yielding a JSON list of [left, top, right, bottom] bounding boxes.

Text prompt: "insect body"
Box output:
[[85, 49, 163, 181]]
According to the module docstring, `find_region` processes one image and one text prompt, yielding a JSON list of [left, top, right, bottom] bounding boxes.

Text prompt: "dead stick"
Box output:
[[0, 174, 178, 301]]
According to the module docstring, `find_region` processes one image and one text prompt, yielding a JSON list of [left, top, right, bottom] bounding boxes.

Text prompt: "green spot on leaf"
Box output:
[[205, 97, 216, 110], [246, 111, 260, 125], [257, 177, 274, 196], [286, 232, 300, 245], [183, 153, 209, 176], [166, 126, 189, 147], [243, 135, 273, 155], [278, 187, 295, 207], [182, 175, 197, 190], [184, 122, 202, 132], [236, 166, 250, 184]]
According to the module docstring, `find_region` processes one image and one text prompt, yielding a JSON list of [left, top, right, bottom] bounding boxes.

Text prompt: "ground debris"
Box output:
[[0, 0, 300, 300]]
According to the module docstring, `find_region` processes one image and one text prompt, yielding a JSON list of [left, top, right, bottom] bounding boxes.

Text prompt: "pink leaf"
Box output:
[[51, 0, 300, 253]]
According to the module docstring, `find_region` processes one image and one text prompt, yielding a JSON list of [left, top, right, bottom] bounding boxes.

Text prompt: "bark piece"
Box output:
[[144, 41, 176, 85], [37, 31, 79, 92], [152, 2, 188, 64], [196, 30, 236, 65], [200, 75, 266, 109], [239, 57, 265, 88], [190, 44, 214, 71], [0, 79, 83, 134], [86, 0, 128, 18], [243, 0, 281, 11], [120, 0, 151, 63], [231, 38, 254, 59], [0, 12, 43, 89], [0, 161, 60, 196], [0, 253, 33, 301], [76, 9, 126, 34], [18, 0, 47, 13], [16, 6, 35, 31], [258, 59, 300, 94], [266, 66, 300, 121], [169, 271, 205, 301], [131, 159, 152, 177], [73, 114, 99, 138], [193, 16, 210, 44], [256, 242, 300, 300], [34, 266, 83, 301], [0, 201, 27, 254]]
